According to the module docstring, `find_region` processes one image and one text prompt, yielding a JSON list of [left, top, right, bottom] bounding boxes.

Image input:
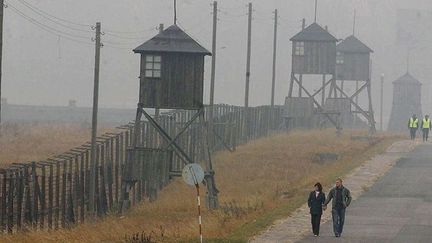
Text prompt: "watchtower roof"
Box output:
[[290, 22, 338, 42], [337, 35, 373, 53], [393, 72, 421, 85], [133, 24, 211, 55]]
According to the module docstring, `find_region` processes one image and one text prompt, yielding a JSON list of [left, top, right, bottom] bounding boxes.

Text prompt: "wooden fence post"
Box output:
[[73, 155, 79, 221], [55, 161, 60, 230], [61, 160, 66, 228], [66, 158, 75, 227], [107, 138, 114, 210], [80, 153, 85, 223], [7, 171, 14, 233], [85, 150, 90, 212], [40, 165, 46, 229], [1, 171, 6, 232], [114, 135, 120, 206], [16, 169, 24, 231], [100, 142, 108, 215], [48, 163, 53, 229], [31, 162, 38, 230]]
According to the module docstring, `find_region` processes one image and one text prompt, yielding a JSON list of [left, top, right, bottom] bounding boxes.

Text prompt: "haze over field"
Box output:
[[2, 0, 432, 128], [1, 1, 431, 241]]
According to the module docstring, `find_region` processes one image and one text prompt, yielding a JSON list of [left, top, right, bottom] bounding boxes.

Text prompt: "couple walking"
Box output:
[[307, 178, 352, 237]]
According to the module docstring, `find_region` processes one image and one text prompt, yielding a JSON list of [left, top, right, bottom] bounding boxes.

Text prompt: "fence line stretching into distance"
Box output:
[[0, 104, 284, 233]]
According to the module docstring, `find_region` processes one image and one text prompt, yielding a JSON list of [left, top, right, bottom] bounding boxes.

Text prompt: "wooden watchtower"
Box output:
[[335, 35, 376, 132], [290, 23, 337, 75], [286, 21, 340, 130], [121, 24, 219, 211], [388, 72, 422, 131], [133, 24, 211, 109]]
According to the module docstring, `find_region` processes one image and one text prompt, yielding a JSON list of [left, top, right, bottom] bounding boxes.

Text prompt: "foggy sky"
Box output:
[[3, 0, 432, 128]]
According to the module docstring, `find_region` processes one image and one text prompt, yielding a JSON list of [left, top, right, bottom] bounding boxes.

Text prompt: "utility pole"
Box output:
[[314, 0, 318, 22], [209, 1, 217, 143], [270, 9, 278, 128], [299, 19, 305, 97], [367, 60, 376, 134], [0, 0, 4, 127], [154, 24, 164, 120], [89, 22, 101, 216], [353, 9, 356, 36], [174, 0, 177, 25], [244, 2, 252, 109], [380, 74, 384, 131], [243, 2, 252, 140]]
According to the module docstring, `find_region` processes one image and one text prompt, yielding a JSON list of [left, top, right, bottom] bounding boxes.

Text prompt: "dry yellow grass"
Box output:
[[0, 123, 114, 166], [0, 129, 400, 243]]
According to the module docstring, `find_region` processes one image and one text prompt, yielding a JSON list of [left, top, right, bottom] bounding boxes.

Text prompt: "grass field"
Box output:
[[0, 127, 401, 243], [0, 123, 113, 166]]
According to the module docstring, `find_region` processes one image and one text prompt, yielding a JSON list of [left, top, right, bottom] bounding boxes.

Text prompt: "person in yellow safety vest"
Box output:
[[408, 114, 419, 140], [421, 115, 431, 142]]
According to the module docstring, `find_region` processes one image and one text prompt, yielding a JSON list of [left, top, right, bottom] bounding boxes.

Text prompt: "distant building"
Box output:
[[388, 72, 422, 131]]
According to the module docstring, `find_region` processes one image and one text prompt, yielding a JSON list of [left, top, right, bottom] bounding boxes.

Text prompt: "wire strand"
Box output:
[[15, 0, 92, 27], [103, 27, 157, 35], [103, 39, 138, 46], [5, 2, 93, 45], [104, 32, 152, 40], [103, 44, 133, 50], [14, 0, 158, 40]]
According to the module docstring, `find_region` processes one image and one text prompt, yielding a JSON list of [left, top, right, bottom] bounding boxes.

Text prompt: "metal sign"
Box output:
[[182, 163, 205, 186]]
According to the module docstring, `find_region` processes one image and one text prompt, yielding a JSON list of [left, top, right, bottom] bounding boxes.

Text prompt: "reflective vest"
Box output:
[[410, 118, 419, 128], [423, 118, 431, 129]]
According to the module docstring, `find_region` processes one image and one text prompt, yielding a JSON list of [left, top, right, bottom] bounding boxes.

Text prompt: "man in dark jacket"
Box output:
[[308, 182, 326, 236], [323, 178, 352, 237]]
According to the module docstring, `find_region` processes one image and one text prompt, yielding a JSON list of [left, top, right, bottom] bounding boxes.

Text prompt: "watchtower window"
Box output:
[[294, 42, 305, 56], [336, 52, 344, 64], [145, 55, 161, 78]]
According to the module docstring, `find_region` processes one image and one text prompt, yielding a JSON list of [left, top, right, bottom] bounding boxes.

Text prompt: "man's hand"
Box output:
[[323, 205, 327, 211]]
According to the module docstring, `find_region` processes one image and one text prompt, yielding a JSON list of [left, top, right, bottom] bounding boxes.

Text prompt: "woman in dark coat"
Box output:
[[308, 182, 326, 236]]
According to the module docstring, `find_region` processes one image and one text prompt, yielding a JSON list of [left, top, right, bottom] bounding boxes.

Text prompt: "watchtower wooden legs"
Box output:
[[120, 104, 219, 213], [199, 113, 219, 209], [288, 72, 295, 98], [288, 71, 376, 133], [333, 80, 376, 134], [288, 73, 341, 131], [366, 79, 377, 134]]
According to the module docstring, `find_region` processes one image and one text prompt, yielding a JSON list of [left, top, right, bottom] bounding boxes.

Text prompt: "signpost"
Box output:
[[182, 163, 205, 243]]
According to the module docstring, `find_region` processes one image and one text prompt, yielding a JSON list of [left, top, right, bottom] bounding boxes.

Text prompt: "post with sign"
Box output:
[[182, 163, 205, 243]]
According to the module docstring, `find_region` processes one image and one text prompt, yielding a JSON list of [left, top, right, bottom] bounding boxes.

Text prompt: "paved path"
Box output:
[[251, 140, 419, 243], [299, 143, 432, 243]]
